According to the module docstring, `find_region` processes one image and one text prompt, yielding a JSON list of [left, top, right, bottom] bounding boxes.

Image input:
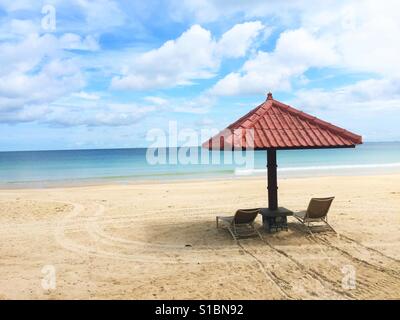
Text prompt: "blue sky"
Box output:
[[0, 0, 400, 151]]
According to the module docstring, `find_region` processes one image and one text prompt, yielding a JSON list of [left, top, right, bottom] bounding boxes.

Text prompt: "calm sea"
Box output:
[[0, 142, 399, 187]]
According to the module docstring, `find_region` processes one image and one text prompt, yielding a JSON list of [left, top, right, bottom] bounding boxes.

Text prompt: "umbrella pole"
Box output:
[[267, 149, 278, 210]]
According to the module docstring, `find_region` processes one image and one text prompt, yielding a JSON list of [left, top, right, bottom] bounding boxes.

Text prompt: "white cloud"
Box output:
[[59, 33, 99, 51], [210, 28, 338, 95], [0, 0, 126, 34], [46, 104, 156, 127], [111, 22, 265, 90], [199, 0, 400, 95], [169, 0, 322, 23], [1, 100, 158, 127], [288, 78, 400, 141], [67, 0, 126, 32], [273, 29, 338, 67], [317, 1, 400, 77], [0, 31, 90, 122], [111, 24, 216, 90], [0, 2, 108, 121], [292, 78, 400, 112], [143, 96, 168, 105], [209, 1, 400, 96], [6, 19, 40, 37], [143, 95, 215, 115], [216, 21, 265, 58], [0, 0, 34, 12], [0, 104, 50, 124], [0, 88, 160, 127], [171, 95, 215, 114], [72, 91, 101, 100], [0, 59, 84, 112], [0, 33, 59, 74]]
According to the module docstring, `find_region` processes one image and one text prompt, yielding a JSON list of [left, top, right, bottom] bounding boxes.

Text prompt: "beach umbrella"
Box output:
[[203, 93, 362, 226]]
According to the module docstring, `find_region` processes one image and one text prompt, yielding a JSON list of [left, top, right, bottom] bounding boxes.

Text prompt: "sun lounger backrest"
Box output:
[[234, 208, 260, 224], [306, 197, 334, 219]]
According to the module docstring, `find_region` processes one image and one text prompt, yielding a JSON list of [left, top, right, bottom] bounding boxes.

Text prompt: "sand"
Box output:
[[0, 174, 399, 300]]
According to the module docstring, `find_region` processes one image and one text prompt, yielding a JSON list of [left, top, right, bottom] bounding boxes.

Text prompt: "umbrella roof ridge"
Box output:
[[204, 93, 362, 150]]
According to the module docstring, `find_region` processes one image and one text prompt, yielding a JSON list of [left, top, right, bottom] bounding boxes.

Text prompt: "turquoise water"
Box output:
[[0, 142, 399, 187]]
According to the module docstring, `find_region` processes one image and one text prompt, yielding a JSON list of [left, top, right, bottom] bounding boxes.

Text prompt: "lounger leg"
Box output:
[[216, 216, 219, 229], [248, 222, 262, 240], [227, 226, 238, 242], [324, 220, 336, 233], [255, 227, 263, 240], [294, 216, 313, 235], [302, 221, 313, 236]]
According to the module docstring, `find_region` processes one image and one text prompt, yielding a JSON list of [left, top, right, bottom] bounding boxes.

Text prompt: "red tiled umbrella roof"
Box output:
[[203, 93, 362, 150]]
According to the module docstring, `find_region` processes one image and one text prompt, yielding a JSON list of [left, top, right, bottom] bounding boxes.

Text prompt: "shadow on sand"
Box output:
[[141, 218, 319, 249]]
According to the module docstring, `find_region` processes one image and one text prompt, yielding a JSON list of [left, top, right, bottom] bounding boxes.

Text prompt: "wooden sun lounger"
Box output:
[[293, 197, 336, 234], [216, 208, 263, 241]]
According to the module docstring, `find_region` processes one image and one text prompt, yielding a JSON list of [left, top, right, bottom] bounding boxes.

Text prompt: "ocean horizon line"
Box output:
[[1, 140, 399, 153]]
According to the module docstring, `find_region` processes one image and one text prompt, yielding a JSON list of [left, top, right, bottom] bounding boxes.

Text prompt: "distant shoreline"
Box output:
[[1, 169, 400, 190]]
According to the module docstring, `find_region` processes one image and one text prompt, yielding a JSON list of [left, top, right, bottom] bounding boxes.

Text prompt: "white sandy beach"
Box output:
[[0, 174, 399, 299]]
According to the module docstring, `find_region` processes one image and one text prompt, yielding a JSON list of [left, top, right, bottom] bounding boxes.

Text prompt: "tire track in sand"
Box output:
[[288, 228, 400, 299], [55, 201, 254, 263]]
